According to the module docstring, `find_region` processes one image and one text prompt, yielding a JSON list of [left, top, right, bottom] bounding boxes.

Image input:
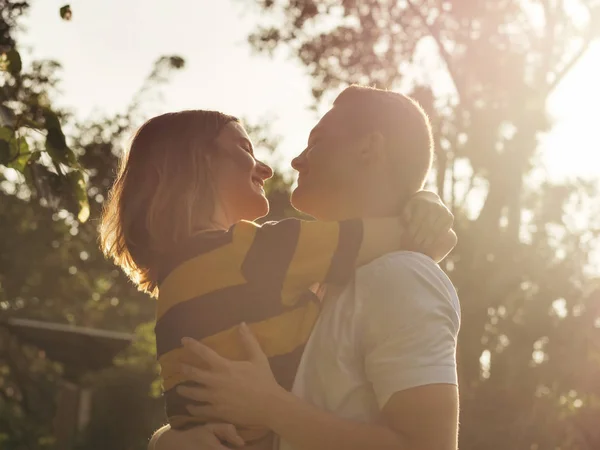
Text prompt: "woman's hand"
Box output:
[[150, 423, 245, 450], [177, 323, 285, 428], [402, 190, 455, 260]]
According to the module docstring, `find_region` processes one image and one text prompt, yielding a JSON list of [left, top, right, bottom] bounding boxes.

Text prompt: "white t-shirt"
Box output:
[[277, 251, 461, 450]]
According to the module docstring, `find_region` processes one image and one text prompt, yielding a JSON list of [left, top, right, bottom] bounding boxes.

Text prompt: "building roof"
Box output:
[[3, 318, 135, 378]]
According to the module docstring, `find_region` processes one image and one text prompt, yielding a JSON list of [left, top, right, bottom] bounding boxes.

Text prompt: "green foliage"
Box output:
[[4, 48, 21, 75], [0, 4, 285, 446], [0, 126, 29, 171], [0, 1, 185, 225], [0, 1, 189, 447], [0, 38, 91, 221]]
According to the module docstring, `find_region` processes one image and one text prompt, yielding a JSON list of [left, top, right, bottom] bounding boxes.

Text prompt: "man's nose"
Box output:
[[291, 150, 307, 172]]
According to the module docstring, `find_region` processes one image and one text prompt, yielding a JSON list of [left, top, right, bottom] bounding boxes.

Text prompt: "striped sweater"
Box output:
[[156, 218, 363, 441]]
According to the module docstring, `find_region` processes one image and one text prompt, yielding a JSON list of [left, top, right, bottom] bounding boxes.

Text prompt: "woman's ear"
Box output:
[[358, 131, 386, 164]]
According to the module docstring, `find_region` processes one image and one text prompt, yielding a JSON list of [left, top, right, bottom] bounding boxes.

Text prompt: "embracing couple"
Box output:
[[101, 85, 461, 450]]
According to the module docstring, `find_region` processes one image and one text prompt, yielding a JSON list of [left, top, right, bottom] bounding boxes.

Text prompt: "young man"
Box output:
[[153, 86, 460, 450]]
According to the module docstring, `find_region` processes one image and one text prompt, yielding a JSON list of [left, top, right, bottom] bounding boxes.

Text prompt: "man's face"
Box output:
[[290, 106, 367, 220]]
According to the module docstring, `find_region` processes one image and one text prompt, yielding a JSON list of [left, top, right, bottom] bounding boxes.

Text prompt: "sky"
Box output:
[[16, 0, 600, 181]]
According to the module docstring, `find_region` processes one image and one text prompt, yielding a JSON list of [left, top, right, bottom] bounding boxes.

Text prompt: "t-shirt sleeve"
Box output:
[[358, 252, 461, 409], [238, 218, 363, 302]]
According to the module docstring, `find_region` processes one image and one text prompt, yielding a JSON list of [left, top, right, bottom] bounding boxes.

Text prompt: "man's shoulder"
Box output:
[[356, 250, 451, 287], [355, 251, 460, 320]]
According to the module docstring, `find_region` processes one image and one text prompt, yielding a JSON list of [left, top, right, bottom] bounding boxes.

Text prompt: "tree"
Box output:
[[0, 4, 292, 447], [247, 1, 600, 448], [0, 2, 181, 447], [0, 1, 91, 222]]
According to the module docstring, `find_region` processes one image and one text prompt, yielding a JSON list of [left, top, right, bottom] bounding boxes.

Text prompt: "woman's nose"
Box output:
[[257, 161, 273, 180]]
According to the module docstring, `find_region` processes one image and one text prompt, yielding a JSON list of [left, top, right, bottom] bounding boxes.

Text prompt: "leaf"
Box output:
[[0, 126, 16, 166], [0, 140, 9, 165], [6, 49, 22, 76], [43, 108, 76, 167], [0, 104, 16, 127], [60, 5, 72, 21], [168, 56, 185, 69], [43, 108, 62, 132], [29, 151, 41, 163], [0, 126, 12, 141], [7, 137, 30, 172], [68, 170, 90, 222], [0, 126, 29, 171]]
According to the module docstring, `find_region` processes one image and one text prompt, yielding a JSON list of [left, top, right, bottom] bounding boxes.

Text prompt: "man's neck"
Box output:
[[340, 185, 408, 220], [332, 199, 403, 221]]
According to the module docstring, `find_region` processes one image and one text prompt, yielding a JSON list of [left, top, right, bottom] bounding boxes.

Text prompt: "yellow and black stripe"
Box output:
[[155, 218, 363, 438]]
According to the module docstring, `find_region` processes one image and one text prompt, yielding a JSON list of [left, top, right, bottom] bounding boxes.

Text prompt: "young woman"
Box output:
[[99, 110, 454, 449]]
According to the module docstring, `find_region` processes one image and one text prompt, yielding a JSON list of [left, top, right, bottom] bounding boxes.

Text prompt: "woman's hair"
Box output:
[[99, 110, 239, 297]]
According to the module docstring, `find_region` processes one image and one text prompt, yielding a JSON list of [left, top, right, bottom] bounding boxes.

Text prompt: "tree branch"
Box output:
[[405, 0, 465, 103], [546, 35, 593, 95], [546, 0, 597, 96], [539, 0, 557, 87], [461, 171, 477, 209]]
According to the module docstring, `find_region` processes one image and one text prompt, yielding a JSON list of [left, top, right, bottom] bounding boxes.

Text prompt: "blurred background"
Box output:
[[1, 0, 599, 449]]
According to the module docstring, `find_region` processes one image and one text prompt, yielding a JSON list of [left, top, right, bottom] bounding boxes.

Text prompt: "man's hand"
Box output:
[[149, 423, 245, 450], [176, 323, 286, 427]]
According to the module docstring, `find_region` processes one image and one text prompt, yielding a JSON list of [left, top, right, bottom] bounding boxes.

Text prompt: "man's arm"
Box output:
[[263, 384, 457, 450], [264, 252, 460, 450], [264, 390, 407, 450], [381, 384, 459, 450]]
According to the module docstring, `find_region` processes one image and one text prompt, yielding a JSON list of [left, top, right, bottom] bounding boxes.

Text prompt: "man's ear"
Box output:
[[358, 131, 386, 165], [205, 151, 219, 170]]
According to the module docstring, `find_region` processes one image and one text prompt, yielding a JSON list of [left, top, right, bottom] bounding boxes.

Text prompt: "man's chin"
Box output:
[[290, 188, 311, 215], [291, 188, 329, 220]]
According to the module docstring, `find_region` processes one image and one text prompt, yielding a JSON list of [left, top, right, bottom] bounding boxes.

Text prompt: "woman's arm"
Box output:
[[148, 425, 169, 450], [400, 190, 456, 262], [237, 190, 453, 298], [320, 191, 455, 268], [428, 229, 457, 263]]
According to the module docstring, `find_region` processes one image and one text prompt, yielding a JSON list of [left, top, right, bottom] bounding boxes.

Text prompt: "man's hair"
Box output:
[[333, 85, 433, 195], [99, 110, 238, 297]]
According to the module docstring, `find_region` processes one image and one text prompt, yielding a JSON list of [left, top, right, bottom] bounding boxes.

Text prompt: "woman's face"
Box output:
[[210, 121, 273, 225]]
